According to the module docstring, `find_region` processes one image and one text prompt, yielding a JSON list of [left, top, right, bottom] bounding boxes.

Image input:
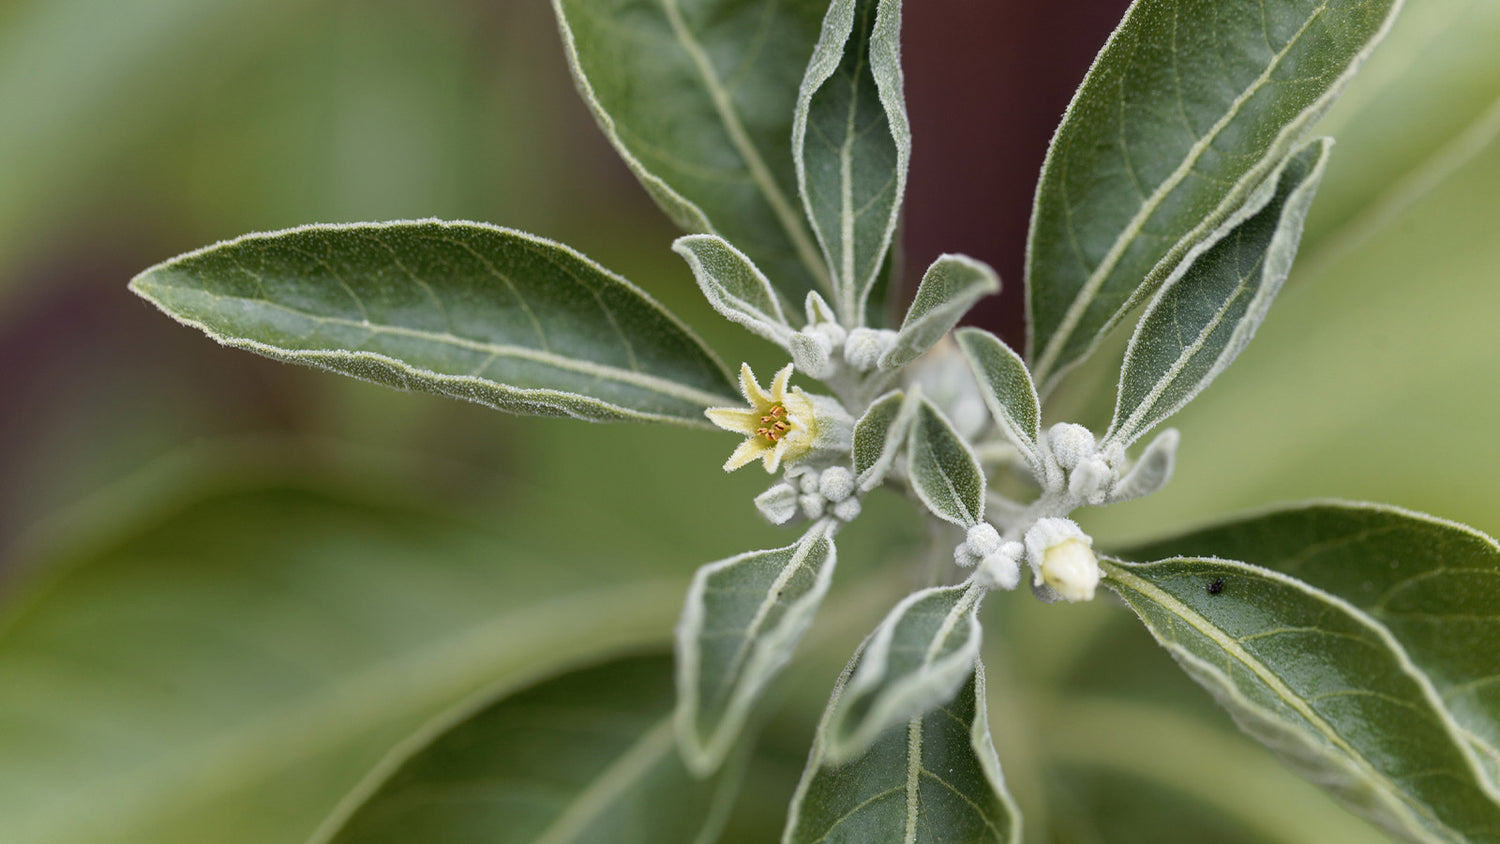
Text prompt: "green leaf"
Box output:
[[1103, 555, 1500, 842], [673, 234, 794, 347], [792, 0, 909, 325], [316, 654, 744, 844], [1125, 501, 1500, 789], [1025, 0, 1401, 389], [954, 327, 1041, 466], [906, 400, 986, 528], [550, 0, 830, 302], [827, 582, 986, 763], [879, 254, 1000, 370], [129, 221, 736, 426], [784, 659, 1019, 843], [675, 520, 839, 774], [851, 389, 913, 492], [1106, 138, 1331, 449], [0, 473, 686, 844]]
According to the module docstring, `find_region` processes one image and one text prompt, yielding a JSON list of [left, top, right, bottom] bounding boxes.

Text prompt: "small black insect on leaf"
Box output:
[[1206, 577, 1225, 595]]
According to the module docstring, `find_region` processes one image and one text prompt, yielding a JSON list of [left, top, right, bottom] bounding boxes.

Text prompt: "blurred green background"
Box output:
[[0, 0, 1496, 842]]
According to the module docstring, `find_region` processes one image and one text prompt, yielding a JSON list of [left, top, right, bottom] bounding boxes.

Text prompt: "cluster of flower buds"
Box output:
[[788, 292, 899, 377], [755, 465, 862, 525], [1041, 423, 1180, 507], [952, 523, 1023, 591], [1045, 423, 1122, 505], [1023, 517, 1100, 603]]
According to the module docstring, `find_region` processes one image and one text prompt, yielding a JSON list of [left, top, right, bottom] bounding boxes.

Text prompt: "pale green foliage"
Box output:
[[1026, 0, 1402, 389], [674, 521, 839, 773], [1107, 138, 1332, 448], [320, 655, 745, 844], [130, 221, 737, 426], [1105, 556, 1500, 842], [785, 659, 1019, 843], [23, 0, 1491, 840], [826, 582, 986, 763]]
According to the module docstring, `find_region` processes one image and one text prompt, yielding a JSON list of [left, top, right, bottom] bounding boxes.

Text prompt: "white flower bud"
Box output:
[[843, 328, 897, 371], [795, 467, 822, 494], [790, 329, 835, 378], [812, 320, 848, 350], [954, 542, 983, 568], [754, 482, 801, 525], [832, 497, 862, 522], [1068, 454, 1116, 505], [975, 541, 1024, 591], [818, 466, 855, 502], [965, 523, 1003, 556], [1024, 517, 1100, 603], [1047, 423, 1096, 471], [799, 493, 826, 520]]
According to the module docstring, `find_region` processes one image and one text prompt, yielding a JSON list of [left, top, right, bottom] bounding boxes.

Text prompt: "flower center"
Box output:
[[755, 403, 790, 444]]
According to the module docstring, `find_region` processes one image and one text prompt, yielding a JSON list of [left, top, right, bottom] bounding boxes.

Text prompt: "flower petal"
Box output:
[[738, 362, 772, 407], [724, 438, 769, 472], [768, 364, 794, 400], [706, 407, 761, 435]]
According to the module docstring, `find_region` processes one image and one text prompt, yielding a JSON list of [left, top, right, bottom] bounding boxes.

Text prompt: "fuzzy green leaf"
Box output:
[[129, 221, 736, 426], [827, 582, 986, 763], [675, 520, 839, 774], [784, 659, 1019, 843], [880, 254, 1000, 370], [551, 0, 830, 302], [1126, 501, 1500, 791], [1104, 555, 1500, 842], [792, 0, 909, 325], [1107, 138, 1331, 448], [674, 234, 793, 346], [954, 327, 1041, 466], [1026, 0, 1401, 389], [317, 655, 744, 844], [851, 389, 912, 492], [906, 400, 986, 528]]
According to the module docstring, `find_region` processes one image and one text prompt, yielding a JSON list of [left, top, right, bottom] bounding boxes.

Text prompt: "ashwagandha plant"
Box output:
[[117, 0, 1500, 840]]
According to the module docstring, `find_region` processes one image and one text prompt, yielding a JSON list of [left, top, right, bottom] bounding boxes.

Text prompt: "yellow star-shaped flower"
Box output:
[[706, 363, 817, 473]]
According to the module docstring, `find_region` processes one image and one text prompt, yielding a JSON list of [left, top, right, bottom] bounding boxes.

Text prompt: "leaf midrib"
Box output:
[[138, 280, 733, 409], [1104, 561, 1453, 838], [657, 0, 830, 294], [1112, 245, 1267, 444], [1033, 2, 1329, 382], [532, 716, 677, 844]]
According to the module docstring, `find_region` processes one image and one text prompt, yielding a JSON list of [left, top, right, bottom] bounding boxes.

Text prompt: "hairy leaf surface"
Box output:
[[1107, 139, 1331, 448], [1026, 0, 1401, 388], [1105, 556, 1500, 842], [880, 254, 999, 370], [129, 221, 735, 425], [827, 582, 985, 763], [675, 520, 839, 773], [784, 660, 1018, 843], [955, 327, 1042, 467], [552, 0, 830, 301], [907, 400, 985, 528], [792, 0, 908, 324], [851, 389, 911, 491], [674, 234, 794, 346], [1127, 502, 1500, 789]]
